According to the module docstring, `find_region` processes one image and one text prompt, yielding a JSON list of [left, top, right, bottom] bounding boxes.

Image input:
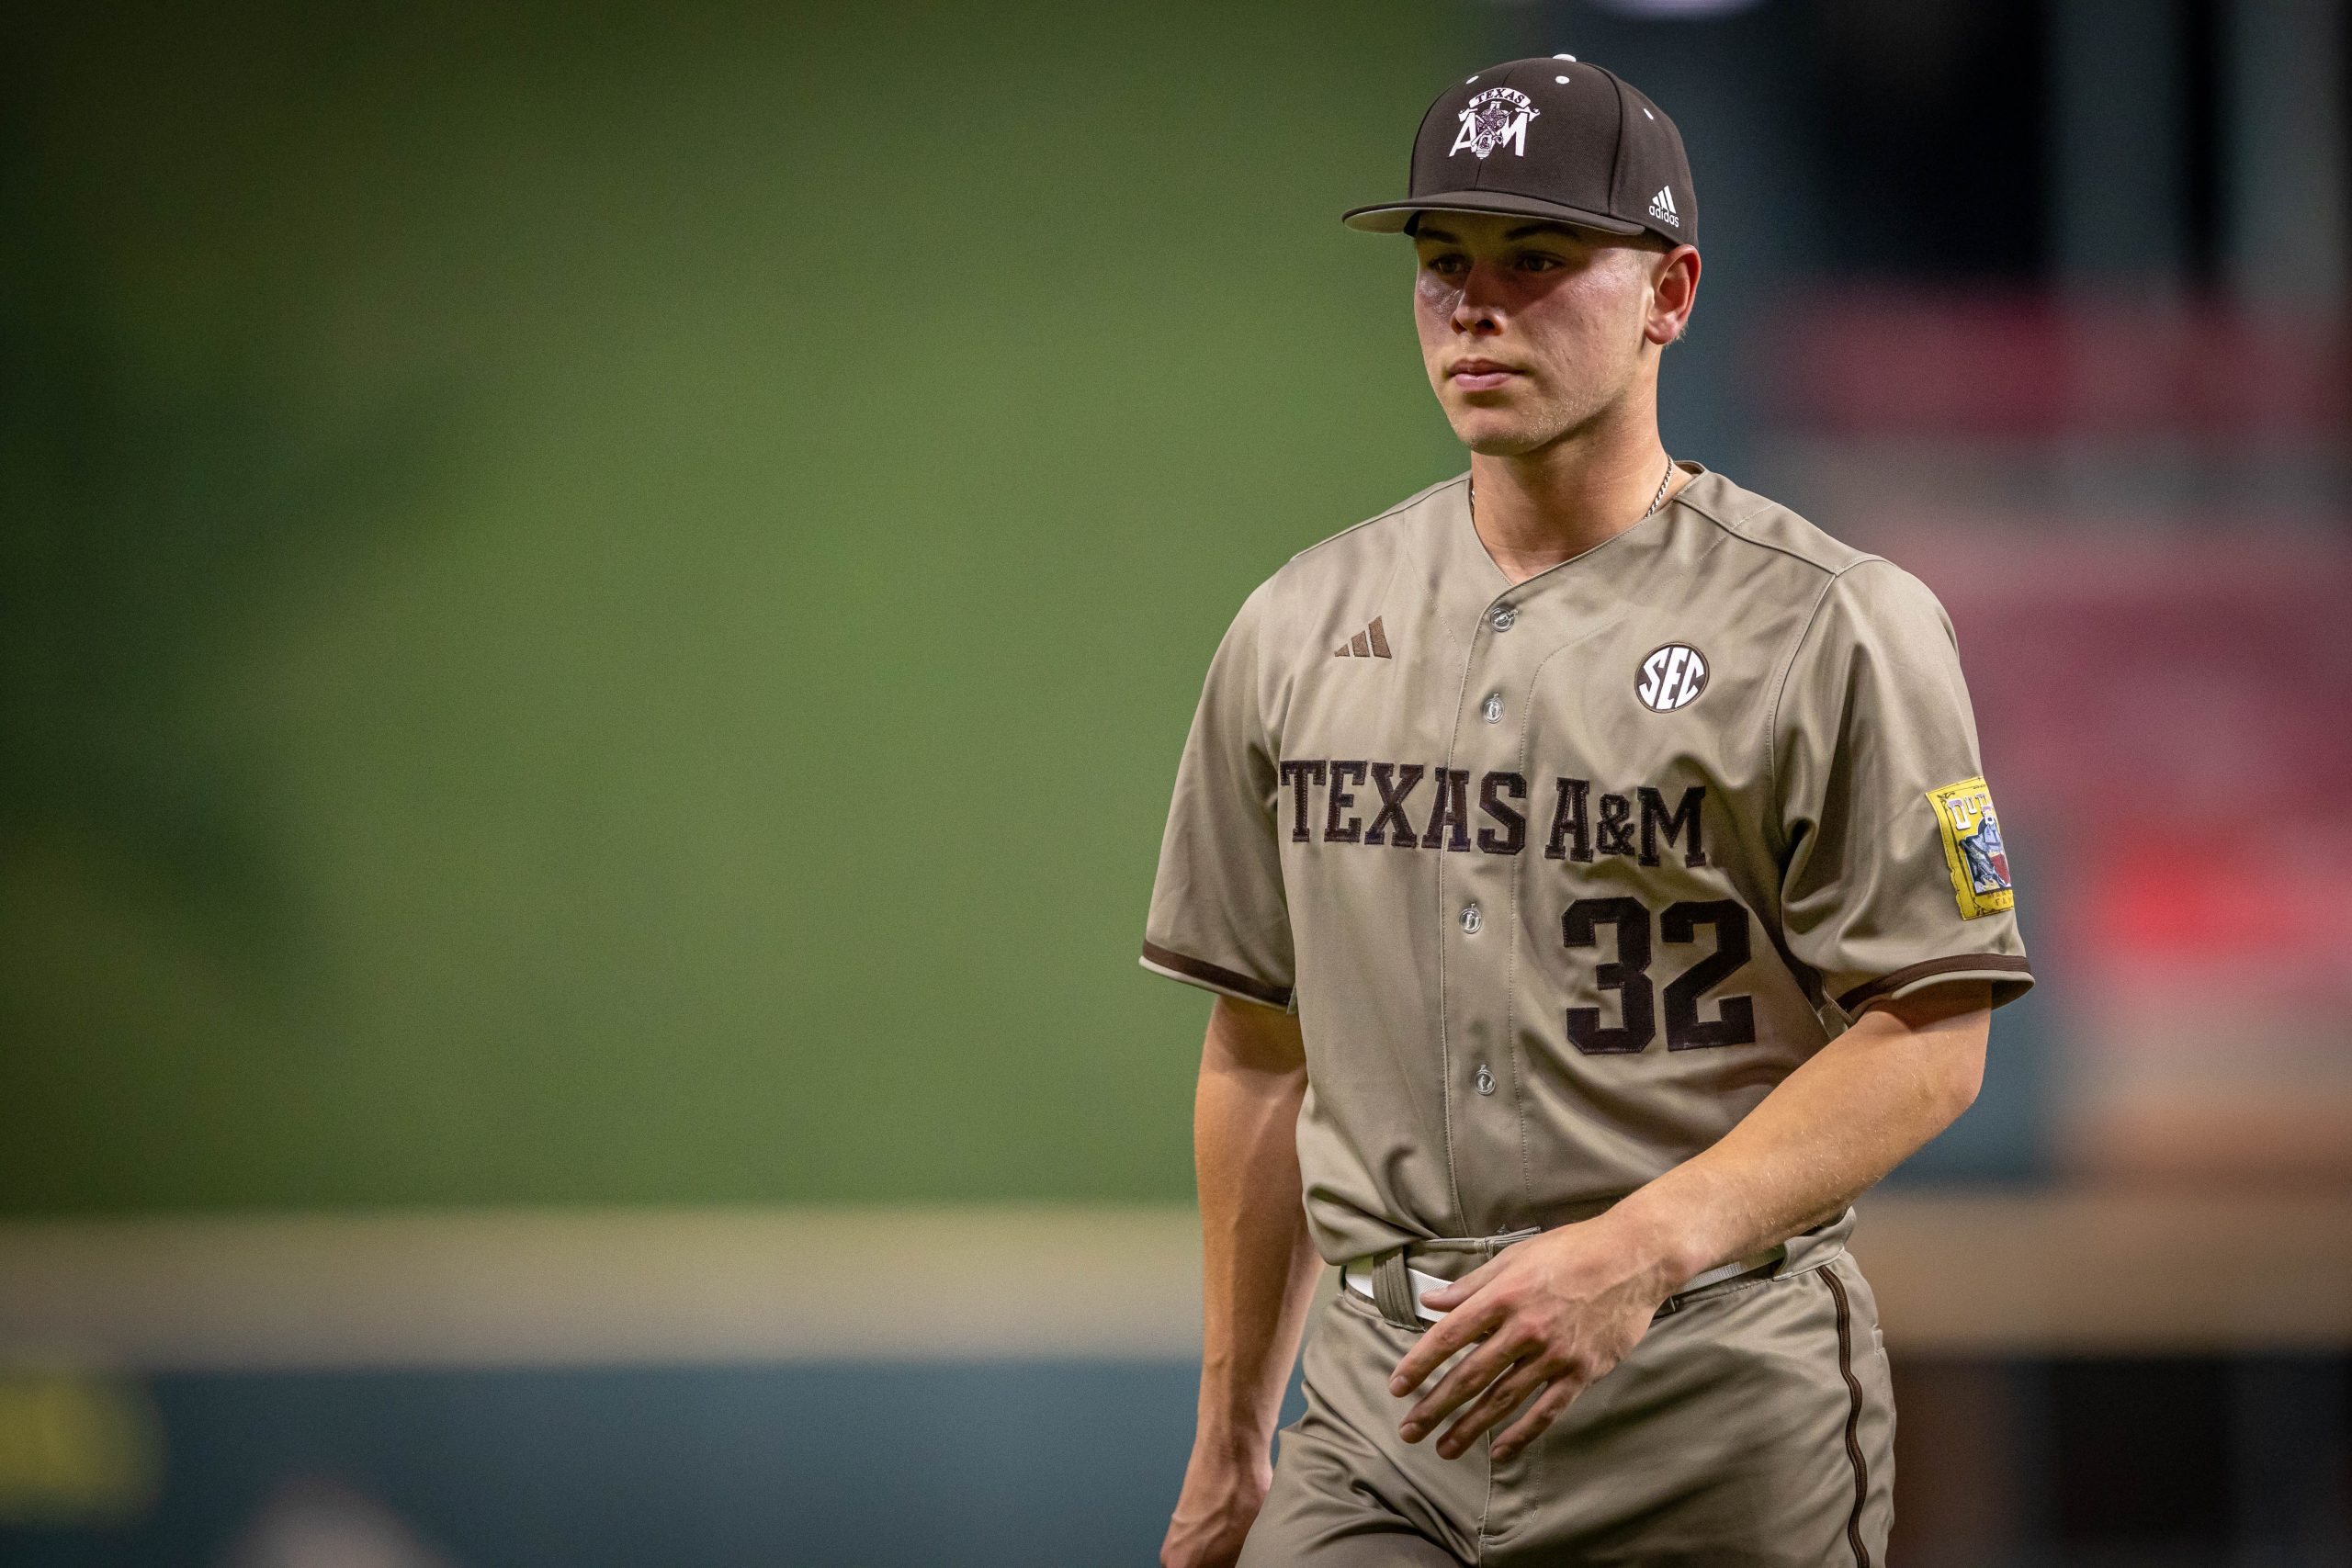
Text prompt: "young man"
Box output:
[[1140, 56, 2032, 1566]]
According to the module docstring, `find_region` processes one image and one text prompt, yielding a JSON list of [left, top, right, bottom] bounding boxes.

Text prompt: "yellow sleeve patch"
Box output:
[[1927, 776, 2015, 919]]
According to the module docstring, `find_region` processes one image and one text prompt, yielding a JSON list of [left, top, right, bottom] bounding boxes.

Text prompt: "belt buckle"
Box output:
[[1343, 1229, 1779, 1329], [1346, 1227, 1544, 1330]]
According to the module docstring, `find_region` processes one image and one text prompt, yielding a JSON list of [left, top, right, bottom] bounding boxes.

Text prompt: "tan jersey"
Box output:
[[1139, 463, 2033, 1268]]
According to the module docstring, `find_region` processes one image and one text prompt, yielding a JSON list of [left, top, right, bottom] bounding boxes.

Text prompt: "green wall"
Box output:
[[0, 3, 1489, 1211]]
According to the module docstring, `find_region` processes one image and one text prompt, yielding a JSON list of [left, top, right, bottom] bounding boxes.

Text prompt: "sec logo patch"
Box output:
[[1635, 643, 1708, 712], [1928, 776, 2014, 919]]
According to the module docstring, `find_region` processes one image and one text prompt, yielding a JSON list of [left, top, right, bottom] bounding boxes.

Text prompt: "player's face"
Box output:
[[1409, 214, 1687, 457]]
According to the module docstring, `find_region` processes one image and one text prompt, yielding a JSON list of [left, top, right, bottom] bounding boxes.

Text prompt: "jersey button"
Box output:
[[1489, 605, 1517, 632], [1481, 692, 1504, 724], [1475, 1063, 1496, 1095], [1459, 903, 1482, 934]]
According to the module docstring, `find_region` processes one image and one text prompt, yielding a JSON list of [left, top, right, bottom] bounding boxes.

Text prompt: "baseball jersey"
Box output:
[[1138, 463, 2033, 1269]]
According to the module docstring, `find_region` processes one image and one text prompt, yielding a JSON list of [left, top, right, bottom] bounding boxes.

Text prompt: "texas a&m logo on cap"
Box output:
[[1451, 87, 1539, 160], [1928, 776, 2014, 919], [1635, 643, 1708, 712]]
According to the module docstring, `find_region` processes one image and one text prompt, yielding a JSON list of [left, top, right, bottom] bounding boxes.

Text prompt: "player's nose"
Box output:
[[1451, 298, 1504, 333], [1450, 261, 1508, 332]]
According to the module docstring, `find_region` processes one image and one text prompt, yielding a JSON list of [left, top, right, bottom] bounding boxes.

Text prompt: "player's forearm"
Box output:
[[1601, 982, 1992, 1290], [1191, 998, 1321, 1458]]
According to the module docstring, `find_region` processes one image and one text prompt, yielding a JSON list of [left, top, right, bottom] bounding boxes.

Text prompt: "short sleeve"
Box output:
[[1773, 559, 2034, 1021], [1138, 577, 1298, 1013]]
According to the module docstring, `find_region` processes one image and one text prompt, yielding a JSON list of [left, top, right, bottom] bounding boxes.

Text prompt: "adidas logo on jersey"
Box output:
[[1332, 616, 1391, 659], [1647, 186, 1679, 228]]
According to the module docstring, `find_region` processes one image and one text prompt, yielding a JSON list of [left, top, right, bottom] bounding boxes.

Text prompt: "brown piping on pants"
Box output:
[[1820, 1265, 1872, 1568]]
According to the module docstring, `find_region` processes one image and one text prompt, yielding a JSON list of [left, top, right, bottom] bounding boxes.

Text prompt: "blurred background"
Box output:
[[2, 0, 2346, 1562]]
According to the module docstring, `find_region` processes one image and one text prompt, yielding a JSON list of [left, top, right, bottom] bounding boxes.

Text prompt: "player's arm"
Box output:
[[1601, 978, 1987, 1287], [1386, 981, 1989, 1463], [1160, 994, 1322, 1568]]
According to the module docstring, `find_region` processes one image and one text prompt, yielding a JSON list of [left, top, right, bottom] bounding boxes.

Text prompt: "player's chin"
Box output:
[[1450, 413, 1559, 457], [1441, 388, 1560, 452]]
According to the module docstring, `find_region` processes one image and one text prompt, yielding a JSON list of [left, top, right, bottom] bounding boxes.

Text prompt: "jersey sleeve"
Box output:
[[1137, 576, 1298, 1013], [1772, 558, 2034, 1022]]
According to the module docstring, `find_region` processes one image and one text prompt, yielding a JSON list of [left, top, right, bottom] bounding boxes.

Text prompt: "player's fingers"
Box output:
[[1488, 1373, 1588, 1463], [1387, 1291, 1510, 1396], [1430, 1356, 1556, 1459], [1398, 1326, 1534, 1437], [1416, 1253, 1505, 1311]]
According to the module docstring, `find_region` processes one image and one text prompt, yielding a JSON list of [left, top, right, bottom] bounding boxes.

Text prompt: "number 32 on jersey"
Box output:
[[1561, 897, 1753, 1055]]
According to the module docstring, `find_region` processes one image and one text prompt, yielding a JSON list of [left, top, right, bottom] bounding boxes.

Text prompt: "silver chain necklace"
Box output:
[[1645, 454, 1677, 517], [1470, 454, 1679, 529]]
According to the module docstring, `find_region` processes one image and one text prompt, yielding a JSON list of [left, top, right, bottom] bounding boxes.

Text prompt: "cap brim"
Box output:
[[1340, 189, 1646, 236]]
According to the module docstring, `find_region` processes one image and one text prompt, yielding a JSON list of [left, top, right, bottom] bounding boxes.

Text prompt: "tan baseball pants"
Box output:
[[1238, 1244, 1895, 1566]]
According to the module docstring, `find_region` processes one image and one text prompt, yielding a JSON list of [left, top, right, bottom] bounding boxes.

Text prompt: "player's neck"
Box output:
[[1466, 422, 1681, 588]]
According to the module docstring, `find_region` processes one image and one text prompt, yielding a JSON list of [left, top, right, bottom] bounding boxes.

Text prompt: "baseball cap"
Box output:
[[1341, 55, 1696, 248]]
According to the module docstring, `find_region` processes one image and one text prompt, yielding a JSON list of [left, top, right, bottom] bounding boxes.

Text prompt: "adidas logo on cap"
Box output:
[[1648, 185, 1679, 228]]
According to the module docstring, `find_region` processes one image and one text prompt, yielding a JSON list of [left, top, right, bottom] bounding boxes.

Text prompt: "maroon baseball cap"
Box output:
[[1341, 55, 1696, 248]]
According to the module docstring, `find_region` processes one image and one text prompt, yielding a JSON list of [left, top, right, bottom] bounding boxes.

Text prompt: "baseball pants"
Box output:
[[1238, 1246, 1894, 1567]]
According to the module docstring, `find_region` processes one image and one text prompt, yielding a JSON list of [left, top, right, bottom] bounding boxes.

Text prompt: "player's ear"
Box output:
[[1647, 243, 1698, 348]]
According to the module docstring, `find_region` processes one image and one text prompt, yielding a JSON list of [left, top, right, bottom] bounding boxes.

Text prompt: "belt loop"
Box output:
[[1371, 1247, 1421, 1330]]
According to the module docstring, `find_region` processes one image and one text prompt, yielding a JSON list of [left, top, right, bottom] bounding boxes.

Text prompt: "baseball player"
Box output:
[[1140, 56, 2032, 1567]]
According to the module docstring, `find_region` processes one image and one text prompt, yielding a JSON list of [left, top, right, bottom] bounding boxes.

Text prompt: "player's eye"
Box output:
[[1517, 252, 1565, 272], [1420, 252, 1468, 276]]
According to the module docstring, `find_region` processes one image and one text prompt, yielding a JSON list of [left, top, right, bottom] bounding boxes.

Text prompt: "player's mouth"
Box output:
[[1447, 358, 1522, 391]]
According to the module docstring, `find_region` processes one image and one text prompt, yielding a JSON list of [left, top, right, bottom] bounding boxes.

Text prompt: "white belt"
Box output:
[[1342, 1247, 1784, 1325]]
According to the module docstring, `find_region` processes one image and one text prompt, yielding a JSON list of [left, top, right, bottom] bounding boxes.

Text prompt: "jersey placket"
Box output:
[[1434, 588, 1538, 1238]]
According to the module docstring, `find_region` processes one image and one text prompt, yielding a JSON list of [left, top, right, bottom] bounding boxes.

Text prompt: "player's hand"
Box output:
[[1159, 1439, 1272, 1568], [1385, 1216, 1677, 1463]]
